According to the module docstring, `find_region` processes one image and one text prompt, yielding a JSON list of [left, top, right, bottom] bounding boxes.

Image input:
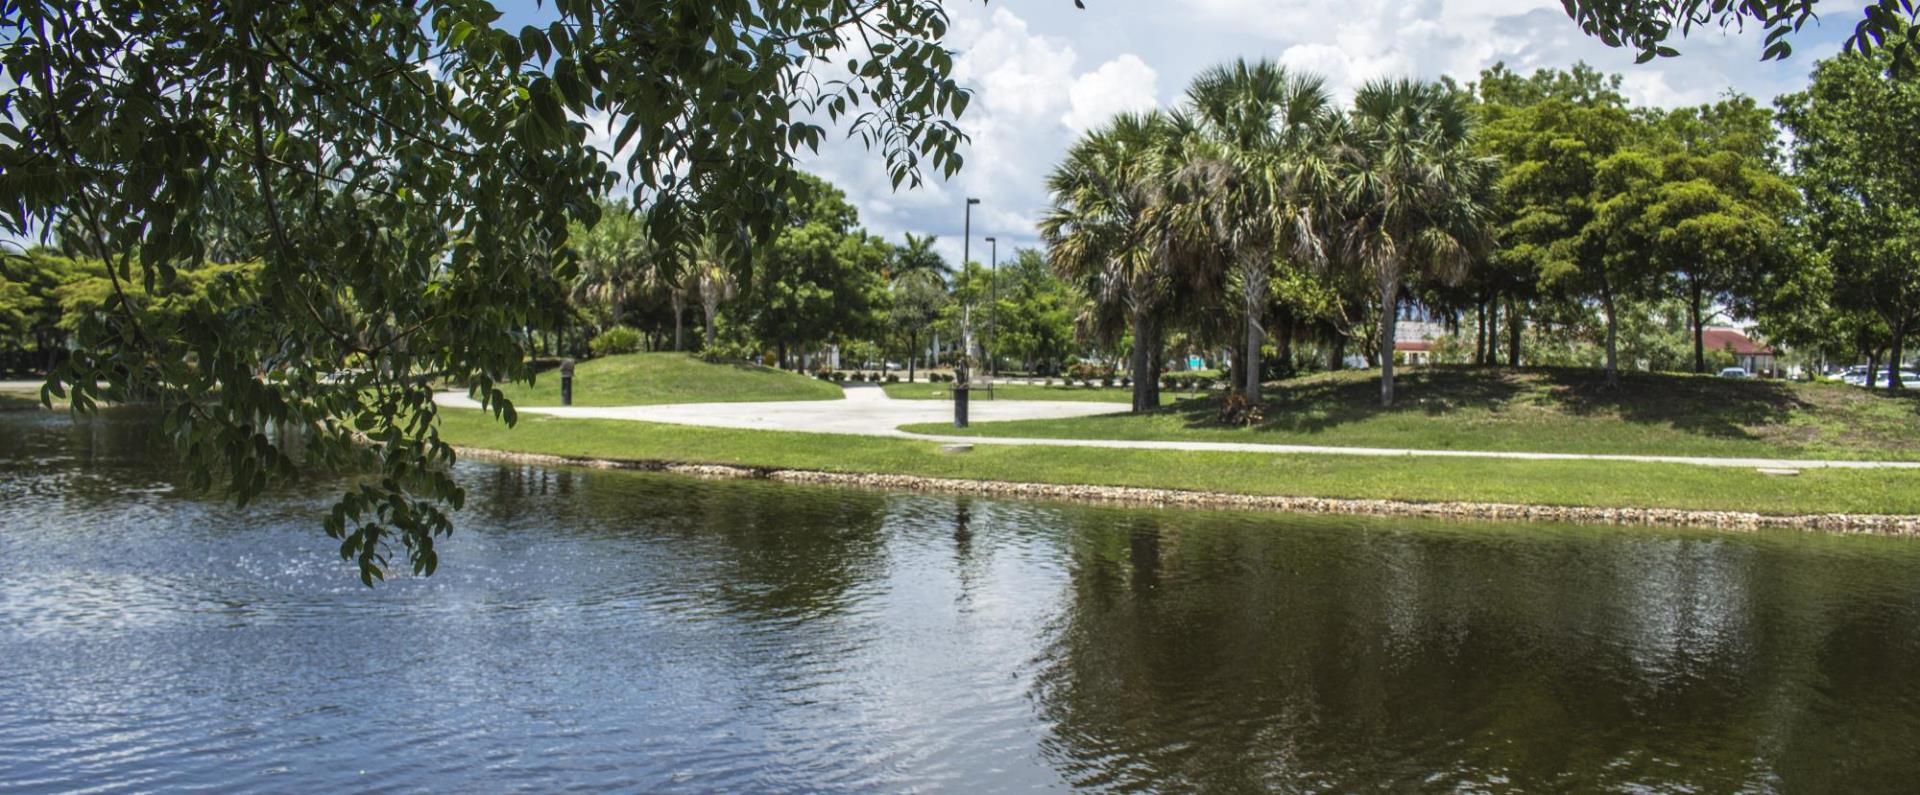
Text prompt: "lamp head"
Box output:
[[984, 236, 995, 243], [966, 198, 981, 205]]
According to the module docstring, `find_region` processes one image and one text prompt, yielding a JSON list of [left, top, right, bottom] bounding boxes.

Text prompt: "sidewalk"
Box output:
[[434, 385, 1920, 471]]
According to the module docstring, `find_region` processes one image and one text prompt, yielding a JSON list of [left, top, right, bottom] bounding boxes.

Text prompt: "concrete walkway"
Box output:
[[432, 383, 1920, 471]]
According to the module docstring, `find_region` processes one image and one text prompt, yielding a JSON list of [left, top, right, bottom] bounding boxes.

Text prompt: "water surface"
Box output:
[[3, 408, 1919, 792]]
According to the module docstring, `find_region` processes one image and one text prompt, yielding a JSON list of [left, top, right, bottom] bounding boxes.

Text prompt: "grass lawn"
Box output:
[[906, 366, 1920, 462], [880, 382, 1190, 405], [436, 408, 1920, 516], [496, 352, 842, 407]]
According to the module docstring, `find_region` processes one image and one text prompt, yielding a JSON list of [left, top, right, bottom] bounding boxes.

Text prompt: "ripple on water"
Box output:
[[8, 410, 1920, 792]]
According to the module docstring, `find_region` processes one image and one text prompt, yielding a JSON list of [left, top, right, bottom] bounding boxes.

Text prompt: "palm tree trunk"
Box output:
[[671, 291, 686, 352], [1242, 268, 1267, 401], [1378, 271, 1399, 407], [702, 296, 719, 349], [1130, 310, 1155, 413]]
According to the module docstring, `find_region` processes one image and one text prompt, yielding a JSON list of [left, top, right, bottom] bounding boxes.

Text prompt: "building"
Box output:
[[1701, 327, 1777, 374]]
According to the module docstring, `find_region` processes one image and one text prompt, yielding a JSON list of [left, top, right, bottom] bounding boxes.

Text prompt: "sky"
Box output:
[[757, 0, 1851, 269]]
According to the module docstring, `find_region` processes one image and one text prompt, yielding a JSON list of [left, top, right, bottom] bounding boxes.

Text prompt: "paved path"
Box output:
[[432, 384, 1920, 471]]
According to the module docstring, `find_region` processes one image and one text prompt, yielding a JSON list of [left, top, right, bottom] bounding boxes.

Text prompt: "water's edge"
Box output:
[[452, 445, 1920, 536]]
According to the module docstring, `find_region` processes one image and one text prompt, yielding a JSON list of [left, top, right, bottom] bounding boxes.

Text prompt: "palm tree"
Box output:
[[569, 200, 654, 333], [1183, 59, 1336, 401], [887, 233, 951, 380], [1041, 111, 1191, 413], [689, 231, 738, 350], [1335, 79, 1497, 406]]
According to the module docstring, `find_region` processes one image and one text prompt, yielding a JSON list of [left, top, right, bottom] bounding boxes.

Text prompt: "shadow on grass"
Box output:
[[1145, 365, 1818, 442]]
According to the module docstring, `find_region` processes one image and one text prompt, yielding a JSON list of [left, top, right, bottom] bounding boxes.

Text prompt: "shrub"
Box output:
[[588, 325, 643, 356], [1120, 376, 1131, 387], [832, 371, 848, 383], [1100, 376, 1114, 387], [886, 374, 900, 383], [1218, 393, 1265, 426], [1197, 377, 1216, 391], [1161, 375, 1177, 389]]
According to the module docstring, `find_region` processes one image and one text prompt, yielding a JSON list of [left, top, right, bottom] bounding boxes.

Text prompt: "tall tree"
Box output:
[[568, 200, 653, 333], [1778, 49, 1920, 388], [1336, 79, 1497, 406], [884, 233, 950, 381], [690, 232, 738, 350], [1183, 59, 1335, 401], [1042, 111, 1187, 412]]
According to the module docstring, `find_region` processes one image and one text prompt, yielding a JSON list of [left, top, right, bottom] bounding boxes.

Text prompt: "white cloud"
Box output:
[[782, 0, 1844, 269], [1063, 55, 1160, 132]]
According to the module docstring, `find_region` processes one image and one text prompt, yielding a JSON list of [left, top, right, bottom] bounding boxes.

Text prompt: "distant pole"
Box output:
[[985, 235, 997, 376], [559, 358, 576, 406], [962, 197, 980, 364]]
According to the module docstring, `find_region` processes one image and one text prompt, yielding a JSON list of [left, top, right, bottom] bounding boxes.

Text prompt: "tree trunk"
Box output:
[[1148, 335, 1164, 408], [1601, 287, 1620, 389], [1474, 299, 1487, 365], [1867, 346, 1883, 388], [702, 298, 719, 349], [1129, 311, 1154, 412], [1328, 329, 1345, 371], [1890, 320, 1908, 390], [671, 292, 686, 352], [1379, 273, 1399, 407], [908, 330, 918, 383], [1689, 275, 1706, 374], [1507, 297, 1522, 368], [1242, 272, 1267, 401]]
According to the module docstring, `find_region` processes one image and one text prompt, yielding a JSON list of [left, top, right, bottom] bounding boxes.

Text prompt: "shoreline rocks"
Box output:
[[451, 446, 1920, 536]]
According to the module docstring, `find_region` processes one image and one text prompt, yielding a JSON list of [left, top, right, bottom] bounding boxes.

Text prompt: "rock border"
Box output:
[[452, 446, 1920, 536]]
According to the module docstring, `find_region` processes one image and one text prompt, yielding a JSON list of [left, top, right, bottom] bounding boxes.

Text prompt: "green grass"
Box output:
[[436, 408, 1920, 516], [496, 352, 842, 407], [906, 366, 1920, 462], [880, 381, 1189, 404]]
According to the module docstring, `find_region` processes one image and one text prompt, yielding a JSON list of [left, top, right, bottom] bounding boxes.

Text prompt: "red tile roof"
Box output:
[[1395, 340, 1433, 352], [1701, 328, 1775, 355]]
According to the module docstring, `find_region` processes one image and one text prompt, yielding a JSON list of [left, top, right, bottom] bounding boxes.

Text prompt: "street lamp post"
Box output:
[[983, 235, 997, 376], [958, 198, 980, 428]]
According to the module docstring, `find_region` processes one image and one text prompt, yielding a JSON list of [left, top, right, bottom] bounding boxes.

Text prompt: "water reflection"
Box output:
[[4, 409, 1920, 792]]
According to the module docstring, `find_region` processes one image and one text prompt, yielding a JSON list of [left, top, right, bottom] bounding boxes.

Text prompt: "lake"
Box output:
[[3, 408, 1919, 792]]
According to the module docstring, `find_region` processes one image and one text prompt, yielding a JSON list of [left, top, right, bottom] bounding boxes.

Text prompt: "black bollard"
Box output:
[[559, 358, 575, 406], [953, 359, 970, 428]]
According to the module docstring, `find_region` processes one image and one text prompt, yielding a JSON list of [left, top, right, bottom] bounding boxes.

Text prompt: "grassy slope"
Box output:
[[497, 353, 842, 407], [437, 409, 1920, 516], [880, 382, 1187, 404], [907, 366, 1920, 462]]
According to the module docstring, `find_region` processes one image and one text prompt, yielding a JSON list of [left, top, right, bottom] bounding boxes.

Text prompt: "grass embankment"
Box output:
[[436, 409, 1920, 516], [0, 390, 46, 411], [497, 352, 842, 407], [880, 382, 1187, 404], [907, 366, 1920, 462]]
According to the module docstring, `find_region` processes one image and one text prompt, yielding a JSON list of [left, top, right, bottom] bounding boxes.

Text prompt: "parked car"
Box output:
[[1844, 367, 1919, 388], [1718, 367, 1750, 379]]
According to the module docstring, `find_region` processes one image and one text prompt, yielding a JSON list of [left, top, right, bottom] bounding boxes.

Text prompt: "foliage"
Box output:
[[0, 0, 971, 582], [589, 325, 644, 356], [1560, 0, 1920, 70], [1335, 78, 1498, 405], [1777, 48, 1920, 387]]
